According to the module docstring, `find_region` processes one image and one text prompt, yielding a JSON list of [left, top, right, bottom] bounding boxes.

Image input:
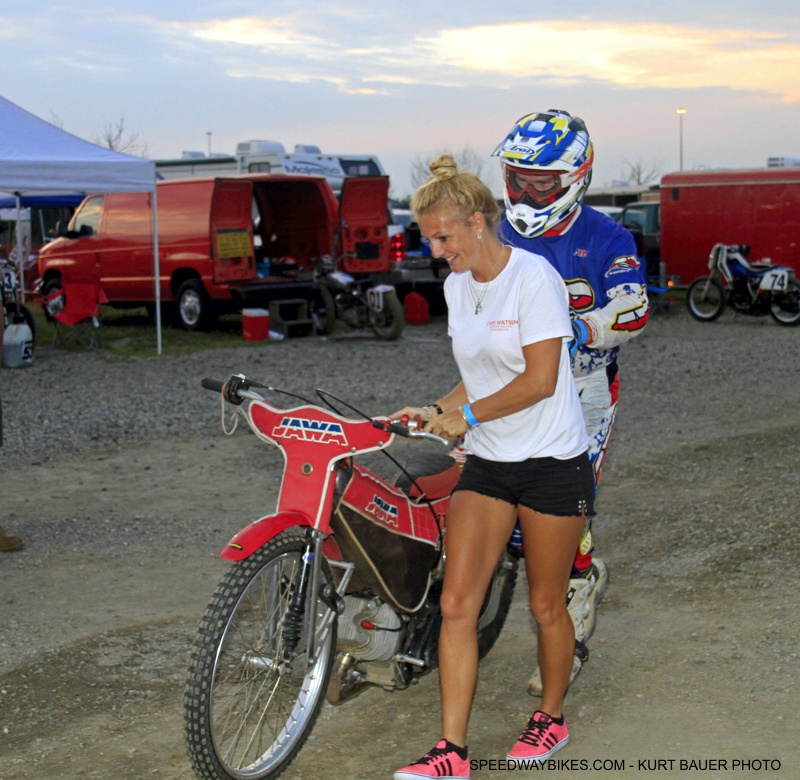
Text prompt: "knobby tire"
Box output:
[[769, 280, 800, 326], [369, 291, 404, 340], [687, 276, 725, 321], [184, 529, 337, 780]]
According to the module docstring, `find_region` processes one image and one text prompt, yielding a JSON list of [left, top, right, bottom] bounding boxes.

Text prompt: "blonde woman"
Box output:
[[391, 156, 593, 779]]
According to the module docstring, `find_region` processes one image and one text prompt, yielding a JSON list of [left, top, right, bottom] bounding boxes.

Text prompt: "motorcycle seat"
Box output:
[[395, 452, 461, 501]]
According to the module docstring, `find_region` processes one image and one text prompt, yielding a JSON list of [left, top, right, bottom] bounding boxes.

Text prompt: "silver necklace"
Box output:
[[471, 244, 506, 315]]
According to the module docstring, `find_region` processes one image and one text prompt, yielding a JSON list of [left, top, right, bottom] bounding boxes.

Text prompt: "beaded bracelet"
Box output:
[[422, 406, 433, 422], [430, 403, 443, 415]]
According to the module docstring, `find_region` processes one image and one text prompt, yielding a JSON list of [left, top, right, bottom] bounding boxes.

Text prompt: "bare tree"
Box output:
[[94, 117, 148, 156], [621, 158, 663, 186], [409, 147, 488, 190]]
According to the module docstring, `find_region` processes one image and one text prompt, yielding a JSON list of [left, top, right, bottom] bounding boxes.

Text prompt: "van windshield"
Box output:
[[621, 207, 646, 230], [70, 195, 104, 235]]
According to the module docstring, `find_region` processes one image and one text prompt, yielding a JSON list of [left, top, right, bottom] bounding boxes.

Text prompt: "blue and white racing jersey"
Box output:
[[499, 205, 649, 378]]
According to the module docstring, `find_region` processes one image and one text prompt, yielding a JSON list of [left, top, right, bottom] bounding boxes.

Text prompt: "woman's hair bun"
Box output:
[[429, 154, 458, 180]]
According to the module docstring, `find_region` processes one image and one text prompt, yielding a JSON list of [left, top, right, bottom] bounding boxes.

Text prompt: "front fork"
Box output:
[[281, 529, 353, 665]]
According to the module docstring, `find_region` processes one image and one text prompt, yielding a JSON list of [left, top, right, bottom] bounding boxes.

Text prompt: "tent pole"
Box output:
[[14, 192, 24, 303], [152, 188, 162, 355]]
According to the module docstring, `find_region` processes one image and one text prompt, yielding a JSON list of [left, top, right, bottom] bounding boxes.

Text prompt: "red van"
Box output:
[[38, 174, 391, 331]]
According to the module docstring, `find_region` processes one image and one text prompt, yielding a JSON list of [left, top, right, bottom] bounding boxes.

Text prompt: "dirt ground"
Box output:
[[1, 310, 798, 779]]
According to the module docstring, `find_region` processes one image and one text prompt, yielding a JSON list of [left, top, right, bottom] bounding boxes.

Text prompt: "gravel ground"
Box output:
[[1, 308, 799, 779]]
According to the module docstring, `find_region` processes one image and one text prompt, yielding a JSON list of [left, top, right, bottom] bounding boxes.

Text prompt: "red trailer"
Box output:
[[660, 168, 800, 285]]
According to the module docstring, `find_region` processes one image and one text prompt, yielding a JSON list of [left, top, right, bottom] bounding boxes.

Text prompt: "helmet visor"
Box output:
[[503, 164, 570, 208]]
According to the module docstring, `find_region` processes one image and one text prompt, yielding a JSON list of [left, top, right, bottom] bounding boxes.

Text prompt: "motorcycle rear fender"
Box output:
[[220, 511, 343, 562]]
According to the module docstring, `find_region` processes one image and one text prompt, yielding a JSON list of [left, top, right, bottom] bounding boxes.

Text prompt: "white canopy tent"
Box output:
[[0, 95, 164, 353]]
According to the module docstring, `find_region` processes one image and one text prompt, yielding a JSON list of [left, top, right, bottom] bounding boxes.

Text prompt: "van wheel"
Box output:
[[176, 279, 215, 331], [41, 278, 63, 323]]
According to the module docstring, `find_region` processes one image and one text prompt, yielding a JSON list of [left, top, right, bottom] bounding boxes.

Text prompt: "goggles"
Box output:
[[503, 164, 570, 207]]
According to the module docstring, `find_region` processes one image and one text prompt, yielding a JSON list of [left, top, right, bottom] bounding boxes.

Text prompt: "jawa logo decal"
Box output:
[[273, 417, 348, 445], [365, 495, 399, 527]]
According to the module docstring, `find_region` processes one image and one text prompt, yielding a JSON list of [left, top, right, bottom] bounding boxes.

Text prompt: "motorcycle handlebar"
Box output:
[[201, 376, 452, 447], [372, 418, 452, 448], [200, 377, 226, 394], [200, 374, 263, 405]]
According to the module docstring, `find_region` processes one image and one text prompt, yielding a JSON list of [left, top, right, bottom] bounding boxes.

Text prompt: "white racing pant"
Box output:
[[574, 367, 618, 565]]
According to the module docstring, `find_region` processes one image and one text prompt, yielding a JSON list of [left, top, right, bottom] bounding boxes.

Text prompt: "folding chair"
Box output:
[[42, 282, 109, 350]]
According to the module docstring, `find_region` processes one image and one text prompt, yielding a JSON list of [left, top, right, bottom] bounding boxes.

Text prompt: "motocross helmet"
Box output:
[[491, 110, 594, 237]]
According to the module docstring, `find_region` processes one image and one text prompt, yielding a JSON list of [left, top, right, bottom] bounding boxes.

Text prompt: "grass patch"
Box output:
[[27, 302, 282, 358]]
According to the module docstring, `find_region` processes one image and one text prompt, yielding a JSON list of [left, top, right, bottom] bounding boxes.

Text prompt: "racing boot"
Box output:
[[568, 558, 610, 644], [527, 641, 588, 698], [527, 559, 608, 697]]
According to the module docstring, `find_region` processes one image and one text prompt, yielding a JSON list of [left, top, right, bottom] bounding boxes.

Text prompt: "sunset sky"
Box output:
[[3, 1, 799, 197]]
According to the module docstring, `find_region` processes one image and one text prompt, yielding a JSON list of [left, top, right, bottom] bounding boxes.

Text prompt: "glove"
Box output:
[[569, 319, 589, 358]]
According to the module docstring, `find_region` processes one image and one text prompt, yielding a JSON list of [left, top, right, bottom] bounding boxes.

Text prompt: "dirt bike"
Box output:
[[318, 268, 405, 340], [686, 243, 800, 326], [2, 257, 37, 342], [184, 374, 518, 780]]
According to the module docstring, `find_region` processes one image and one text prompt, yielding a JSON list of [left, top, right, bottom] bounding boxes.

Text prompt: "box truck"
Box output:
[[657, 168, 800, 285]]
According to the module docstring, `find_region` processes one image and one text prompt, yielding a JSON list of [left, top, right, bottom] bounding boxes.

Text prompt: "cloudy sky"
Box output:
[[3, 1, 800, 197]]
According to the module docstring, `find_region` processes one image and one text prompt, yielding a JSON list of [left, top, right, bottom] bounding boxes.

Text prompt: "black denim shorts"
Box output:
[[454, 452, 595, 518]]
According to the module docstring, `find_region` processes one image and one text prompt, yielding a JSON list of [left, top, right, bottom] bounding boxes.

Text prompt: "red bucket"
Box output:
[[404, 291, 430, 325]]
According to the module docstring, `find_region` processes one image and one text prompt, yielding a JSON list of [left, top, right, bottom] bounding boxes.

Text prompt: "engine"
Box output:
[[336, 596, 402, 662]]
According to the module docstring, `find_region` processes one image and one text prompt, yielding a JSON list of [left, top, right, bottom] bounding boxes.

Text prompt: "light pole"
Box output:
[[206, 132, 212, 156], [676, 108, 686, 171]]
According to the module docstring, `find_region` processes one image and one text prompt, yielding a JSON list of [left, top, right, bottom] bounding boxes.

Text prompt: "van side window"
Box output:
[[71, 196, 104, 236]]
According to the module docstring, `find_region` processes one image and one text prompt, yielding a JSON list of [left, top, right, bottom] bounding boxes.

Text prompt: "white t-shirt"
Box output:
[[444, 247, 588, 462]]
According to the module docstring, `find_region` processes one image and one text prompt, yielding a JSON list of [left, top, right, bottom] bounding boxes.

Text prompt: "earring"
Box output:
[[478, 230, 483, 241]]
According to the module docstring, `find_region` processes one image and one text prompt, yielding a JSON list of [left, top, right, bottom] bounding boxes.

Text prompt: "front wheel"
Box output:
[[687, 276, 725, 321], [184, 530, 337, 780], [369, 290, 404, 340], [176, 278, 216, 331], [769, 280, 800, 326]]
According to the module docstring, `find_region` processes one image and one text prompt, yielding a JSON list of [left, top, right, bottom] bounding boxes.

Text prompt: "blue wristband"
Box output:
[[569, 319, 589, 358], [462, 403, 479, 428]]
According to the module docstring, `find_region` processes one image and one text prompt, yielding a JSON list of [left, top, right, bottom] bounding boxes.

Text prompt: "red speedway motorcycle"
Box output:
[[184, 374, 518, 780]]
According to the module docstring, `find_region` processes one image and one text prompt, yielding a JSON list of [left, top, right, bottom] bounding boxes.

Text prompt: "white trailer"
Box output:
[[155, 141, 387, 194]]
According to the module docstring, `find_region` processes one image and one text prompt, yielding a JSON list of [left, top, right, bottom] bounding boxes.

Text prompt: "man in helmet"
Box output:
[[492, 110, 649, 695]]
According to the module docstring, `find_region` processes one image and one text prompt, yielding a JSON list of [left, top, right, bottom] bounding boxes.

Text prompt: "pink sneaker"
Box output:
[[394, 739, 470, 779], [507, 710, 569, 762]]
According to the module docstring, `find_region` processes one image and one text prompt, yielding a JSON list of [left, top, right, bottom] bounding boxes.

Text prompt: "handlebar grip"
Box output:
[[372, 418, 414, 436], [200, 377, 226, 393]]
